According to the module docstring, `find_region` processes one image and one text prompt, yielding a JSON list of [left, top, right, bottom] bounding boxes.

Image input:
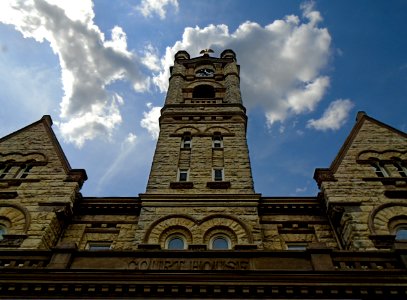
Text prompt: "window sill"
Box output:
[[138, 243, 161, 250], [234, 244, 257, 250], [0, 234, 27, 247], [369, 234, 396, 249], [207, 181, 231, 189], [170, 182, 194, 189], [85, 228, 120, 234], [188, 244, 207, 251]]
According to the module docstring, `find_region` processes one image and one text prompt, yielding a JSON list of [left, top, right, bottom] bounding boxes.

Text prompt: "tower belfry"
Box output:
[[146, 49, 254, 194]]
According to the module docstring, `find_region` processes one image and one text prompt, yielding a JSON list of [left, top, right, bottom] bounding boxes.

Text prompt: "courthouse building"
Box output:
[[0, 49, 407, 298]]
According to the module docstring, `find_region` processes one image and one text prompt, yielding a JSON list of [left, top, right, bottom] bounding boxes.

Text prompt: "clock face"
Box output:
[[196, 68, 214, 77]]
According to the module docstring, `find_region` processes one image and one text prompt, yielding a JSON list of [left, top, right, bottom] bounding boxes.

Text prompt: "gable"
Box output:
[[314, 112, 407, 186], [333, 112, 406, 172], [0, 115, 72, 175]]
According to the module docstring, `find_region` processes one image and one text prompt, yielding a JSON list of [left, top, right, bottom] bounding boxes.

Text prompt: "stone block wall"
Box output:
[[59, 214, 139, 251], [146, 106, 254, 194], [135, 200, 262, 250], [0, 118, 83, 249], [261, 214, 339, 250], [317, 115, 407, 250]]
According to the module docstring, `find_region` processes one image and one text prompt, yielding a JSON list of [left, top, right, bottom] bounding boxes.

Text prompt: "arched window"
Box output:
[[166, 235, 186, 250], [396, 227, 407, 241], [192, 85, 215, 98], [210, 235, 230, 250]]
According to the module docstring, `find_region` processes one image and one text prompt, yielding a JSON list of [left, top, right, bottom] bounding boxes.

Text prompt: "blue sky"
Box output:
[[0, 0, 406, 197]]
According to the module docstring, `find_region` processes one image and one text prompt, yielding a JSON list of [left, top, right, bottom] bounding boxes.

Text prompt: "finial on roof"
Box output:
[[356, 111, 367, 122], [200, 48, 214, 56]]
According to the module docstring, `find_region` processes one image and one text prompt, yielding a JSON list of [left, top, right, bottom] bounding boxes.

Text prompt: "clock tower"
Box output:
[[138, 49, 262, 250], [145, 49, 254, 195]]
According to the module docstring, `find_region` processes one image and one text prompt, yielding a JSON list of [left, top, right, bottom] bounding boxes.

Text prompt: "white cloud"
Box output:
[[287, 77, 330, 114], [0, 0, 150, 147], [140, 103, 161, 139], [295, 186, 307, 193], [57, 93, 124, 147], [136, 0, 179, 19], [141, 44, 162, 72], [104, 26, 132, 56], [301, 1, 322, 26], [307, 99, 354, 131], [151, 4, 332, 128], [125, 132, 137, 145]]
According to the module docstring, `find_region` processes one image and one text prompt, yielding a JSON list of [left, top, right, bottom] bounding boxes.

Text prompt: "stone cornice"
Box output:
[[139, 193, 261, 201]]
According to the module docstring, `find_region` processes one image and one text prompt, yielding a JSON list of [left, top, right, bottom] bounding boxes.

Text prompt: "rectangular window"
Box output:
[[178, 169, 189, 182], [394, 162, 407, 177], [213, 168, 224, 181], [286, 242, 307, 250], [0, 164, 12, 179], [371, 162, 388, 177], [87, 241, 112, 251], [212, 135, 223, 148], [182, 135, 191, 149], [15, 164, 33, 179]]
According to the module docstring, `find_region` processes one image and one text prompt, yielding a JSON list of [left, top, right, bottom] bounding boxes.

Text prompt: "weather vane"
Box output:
[[200, 48, 214, 56]]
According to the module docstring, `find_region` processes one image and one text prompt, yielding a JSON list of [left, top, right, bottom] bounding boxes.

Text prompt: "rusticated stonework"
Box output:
[[316, 112, 407, 250], [146, 50, 253, 195], [0, 51, 407, 298], [0, 116, 86, 250]]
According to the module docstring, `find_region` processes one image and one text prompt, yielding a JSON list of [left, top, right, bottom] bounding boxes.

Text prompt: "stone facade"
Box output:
[[146, 49, 253, 195], [0, 116, 86, 250], [0, 50, 407, 299], [315, 112, 407, 251]]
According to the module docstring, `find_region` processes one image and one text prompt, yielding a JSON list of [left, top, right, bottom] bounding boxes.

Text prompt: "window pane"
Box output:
[[395, 162, 407, 177], [88, 243, 111, 251], [179, 171, 188, 181], [371, 162, 387, 177], [212, 237, 229, 249], [213, 136, 222, 148], [0, 165, 12, 179], [214, 169, 223, 181], [17, 165, 33, 179], [182, 136, 191, 148], [168, 237, 184, 249], [0, 225, 6, 240], [287, 243, 307, 250], [396, 229, 407, 241]]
